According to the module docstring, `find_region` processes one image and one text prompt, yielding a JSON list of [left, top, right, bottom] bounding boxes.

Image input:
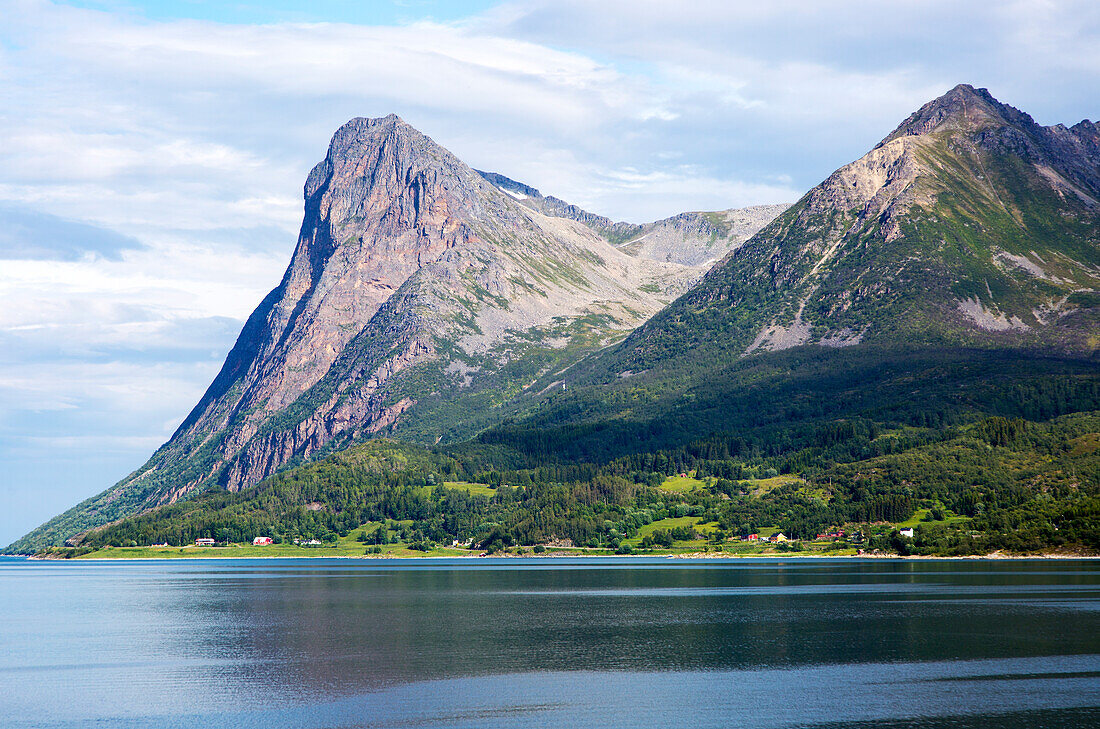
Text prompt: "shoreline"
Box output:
[[17, 550, 1100, 562]]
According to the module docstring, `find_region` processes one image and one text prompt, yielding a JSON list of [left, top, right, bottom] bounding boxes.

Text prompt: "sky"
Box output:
[[1, 0, 1098, 546]]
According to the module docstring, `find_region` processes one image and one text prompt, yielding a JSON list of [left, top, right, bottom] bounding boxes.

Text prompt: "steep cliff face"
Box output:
[[17, 115, 710, 549], [619, 84, 1099, 368], [173, 116, 490, 491], [161, 116, 712, 487]]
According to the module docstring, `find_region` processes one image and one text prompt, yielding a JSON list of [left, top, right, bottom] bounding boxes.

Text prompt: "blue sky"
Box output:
[[1, 0, 1098, 546]]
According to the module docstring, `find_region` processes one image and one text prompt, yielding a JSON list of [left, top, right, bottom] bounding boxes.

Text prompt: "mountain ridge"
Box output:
[[475, 169, 788, 266], [607, 83, 1099, 372]]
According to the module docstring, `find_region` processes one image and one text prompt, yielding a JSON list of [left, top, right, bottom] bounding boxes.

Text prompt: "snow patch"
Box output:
[[499, 187, 528, 200]]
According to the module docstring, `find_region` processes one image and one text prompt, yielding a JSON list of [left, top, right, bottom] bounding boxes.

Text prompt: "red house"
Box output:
[[745, 534, 759, 541], [252, 536, 273, 546]]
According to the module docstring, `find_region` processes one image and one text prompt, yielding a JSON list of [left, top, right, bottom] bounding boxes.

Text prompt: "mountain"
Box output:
[[617, 84, 1099, 367], [474, 169, 638, 243], [9, 116, 780, 552], [459, 85, 1100, 464], [614, 206, 789, 267], [477, 169, 787, 266]]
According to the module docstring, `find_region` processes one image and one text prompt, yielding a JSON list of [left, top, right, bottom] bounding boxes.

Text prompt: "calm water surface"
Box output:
[[1, 556, 1098, 728]]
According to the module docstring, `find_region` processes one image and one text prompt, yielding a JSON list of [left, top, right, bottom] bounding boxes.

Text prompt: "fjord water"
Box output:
[[2, 557, 1098, 729]]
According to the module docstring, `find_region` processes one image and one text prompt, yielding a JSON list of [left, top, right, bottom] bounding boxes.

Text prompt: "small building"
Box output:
[[745, 533, 759, 541], [195, 538, 215, 546], [252, 536, 273, 546], [899, 528, 915, 538], [771, 532, 789, 543]]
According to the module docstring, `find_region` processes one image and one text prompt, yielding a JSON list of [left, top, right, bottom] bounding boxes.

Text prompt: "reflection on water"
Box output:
[[1, 557, 1098, 728]]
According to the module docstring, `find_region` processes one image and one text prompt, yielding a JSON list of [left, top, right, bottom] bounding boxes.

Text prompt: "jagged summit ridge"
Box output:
[[883, 84, 1018, 141], [884, 84, 1099, 198], [307, 115, 490, 233]]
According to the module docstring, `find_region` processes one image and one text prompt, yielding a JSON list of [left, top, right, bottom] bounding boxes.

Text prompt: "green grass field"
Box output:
[[894, 508, 971, 529], [624, 516, 725, 547], [442, 481, 498, 496], [744, 475, 805, 496], [658, 475, 707, 493], [68, 503, 964, 560], [76, 543, 477, 559], [70, 537, 867, 560]]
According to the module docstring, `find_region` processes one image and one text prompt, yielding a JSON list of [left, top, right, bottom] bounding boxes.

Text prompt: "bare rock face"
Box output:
[[184, 117, 484, 459]]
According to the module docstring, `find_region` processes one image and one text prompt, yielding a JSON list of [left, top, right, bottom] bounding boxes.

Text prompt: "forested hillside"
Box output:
[[58, 393, 1099, 557]]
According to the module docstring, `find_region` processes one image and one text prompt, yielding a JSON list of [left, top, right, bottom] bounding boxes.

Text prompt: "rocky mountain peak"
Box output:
[[304, 115, 488, 240], [15, 113, 723, 551], [876, 84, 1099, 196], [880, 84, 1025, 144]]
